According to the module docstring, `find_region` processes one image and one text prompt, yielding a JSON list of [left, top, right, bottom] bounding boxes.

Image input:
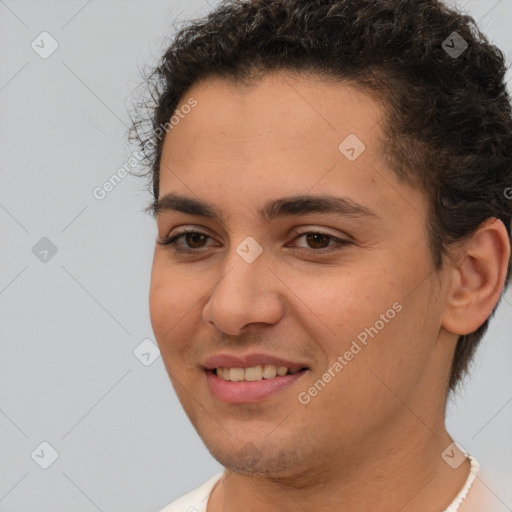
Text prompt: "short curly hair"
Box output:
[[131, 0, 512, 394]]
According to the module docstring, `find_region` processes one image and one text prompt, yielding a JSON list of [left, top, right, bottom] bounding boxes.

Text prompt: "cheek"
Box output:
[[285, 265, 397, 339], [288, 263, 424, 387], [149, 261, 203, 355]]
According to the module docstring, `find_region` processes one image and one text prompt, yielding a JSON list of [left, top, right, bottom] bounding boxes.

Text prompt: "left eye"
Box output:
[[291, 231, 349, 250]]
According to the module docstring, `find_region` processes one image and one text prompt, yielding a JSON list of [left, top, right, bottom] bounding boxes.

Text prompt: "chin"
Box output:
[[205, 438, 311, 480]]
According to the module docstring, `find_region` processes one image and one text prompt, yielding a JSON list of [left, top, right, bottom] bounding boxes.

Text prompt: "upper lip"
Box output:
[[203, 353, 309, 371]]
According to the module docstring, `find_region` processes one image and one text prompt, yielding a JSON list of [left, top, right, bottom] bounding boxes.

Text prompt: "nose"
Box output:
[[202, 250, 285, 336]]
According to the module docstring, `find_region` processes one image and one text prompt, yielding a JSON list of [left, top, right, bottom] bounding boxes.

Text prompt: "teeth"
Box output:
[[244, 366, 263, 381], [262, 364, 277, 379], [216, 365, 301, 382], [229, 368, 245, 382]]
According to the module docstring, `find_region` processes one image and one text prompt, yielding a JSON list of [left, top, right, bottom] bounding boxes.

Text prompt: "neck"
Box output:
[[207, 417, 471, 512]]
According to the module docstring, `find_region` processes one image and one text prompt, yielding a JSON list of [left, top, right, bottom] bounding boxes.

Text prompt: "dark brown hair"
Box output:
[[131, 0, 512, 394]]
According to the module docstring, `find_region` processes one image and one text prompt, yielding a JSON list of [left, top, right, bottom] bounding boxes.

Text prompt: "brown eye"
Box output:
[[183, 232, 209, 249], [157, 230, 214, 251], [304, 233, 331, 249], [291, 231, 350, 251]]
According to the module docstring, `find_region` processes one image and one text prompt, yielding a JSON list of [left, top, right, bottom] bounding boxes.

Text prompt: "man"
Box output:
[[133, 0, 512, 510]]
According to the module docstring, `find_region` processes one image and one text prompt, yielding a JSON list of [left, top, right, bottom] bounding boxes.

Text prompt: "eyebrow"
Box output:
[[149, 193, 378, 223]]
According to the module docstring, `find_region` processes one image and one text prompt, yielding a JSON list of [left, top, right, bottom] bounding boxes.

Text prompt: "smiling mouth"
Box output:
[[205, 363, 309, 404], [210, 365, 309, 382]]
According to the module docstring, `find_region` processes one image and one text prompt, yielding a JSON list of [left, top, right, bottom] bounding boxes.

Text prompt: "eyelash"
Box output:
[[157, 228, 351, 254]]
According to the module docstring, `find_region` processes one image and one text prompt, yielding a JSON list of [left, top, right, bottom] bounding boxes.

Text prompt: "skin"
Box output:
[[149, 71, 510, 512]]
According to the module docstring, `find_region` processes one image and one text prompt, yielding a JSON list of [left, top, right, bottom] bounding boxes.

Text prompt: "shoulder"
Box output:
[[458, 458, 511, 512], [158, 473, 224, 512]]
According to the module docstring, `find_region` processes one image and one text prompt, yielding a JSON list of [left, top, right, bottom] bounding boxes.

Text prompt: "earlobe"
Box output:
[[441, 218, 511, 336]]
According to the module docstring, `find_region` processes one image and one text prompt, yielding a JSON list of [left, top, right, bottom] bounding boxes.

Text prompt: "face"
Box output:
[[149, 72, 451, 480]]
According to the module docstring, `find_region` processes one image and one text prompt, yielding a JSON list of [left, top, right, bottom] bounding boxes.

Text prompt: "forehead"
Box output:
[[157, 71, 427, 225], [160, 72, 384, 182], [168, 71, 384, 154]]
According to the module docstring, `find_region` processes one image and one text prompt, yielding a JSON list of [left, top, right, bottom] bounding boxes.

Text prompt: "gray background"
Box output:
[[0, 1, 511, 511]]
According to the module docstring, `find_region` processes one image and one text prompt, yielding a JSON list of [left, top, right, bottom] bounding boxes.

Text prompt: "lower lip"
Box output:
[[205, 369, 307, 404]]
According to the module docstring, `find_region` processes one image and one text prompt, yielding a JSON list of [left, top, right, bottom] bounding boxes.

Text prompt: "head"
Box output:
[[132, 0, 512, 478]]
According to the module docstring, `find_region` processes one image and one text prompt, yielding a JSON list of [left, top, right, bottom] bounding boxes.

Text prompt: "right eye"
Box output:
[[157, 230, 215, 252]]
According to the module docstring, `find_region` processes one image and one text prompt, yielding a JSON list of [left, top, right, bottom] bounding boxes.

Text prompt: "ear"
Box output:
[[441, 218, 511, 336]]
